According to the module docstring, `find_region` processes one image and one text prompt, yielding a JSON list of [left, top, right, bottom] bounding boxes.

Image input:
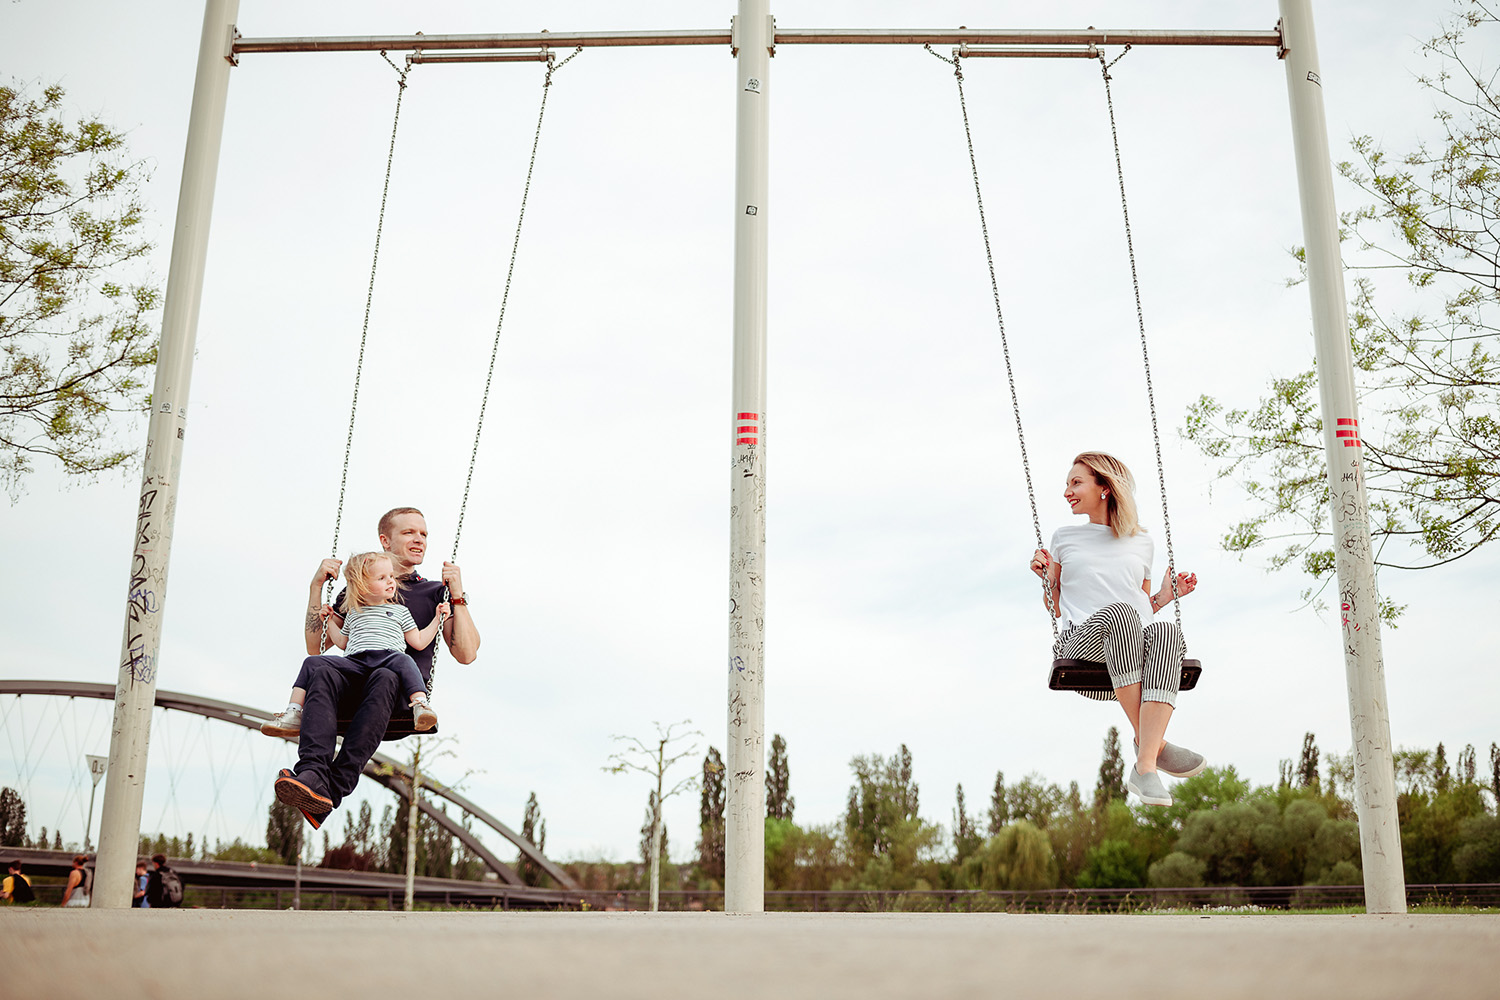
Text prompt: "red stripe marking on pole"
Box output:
[[736, 426, 756, 434], [1337, 418, 1358, 426], [737, 437, 758, 445], [737, 412, 759, 420], [1336, 430, 1356, 437], [1343, 440, 1361, 447]]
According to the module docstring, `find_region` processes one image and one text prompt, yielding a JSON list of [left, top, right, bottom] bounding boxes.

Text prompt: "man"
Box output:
[[1, 860, 34, 904], [273, 507, 480, 829], [145, 853, 181, 908]]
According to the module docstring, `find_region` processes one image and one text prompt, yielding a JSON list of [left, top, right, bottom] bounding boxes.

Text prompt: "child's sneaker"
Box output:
[[412, 698, 437, 732], [261, 704, 302, 738]]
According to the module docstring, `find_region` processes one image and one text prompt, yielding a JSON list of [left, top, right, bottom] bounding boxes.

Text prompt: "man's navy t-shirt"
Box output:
[[332, 572, 447, 682]]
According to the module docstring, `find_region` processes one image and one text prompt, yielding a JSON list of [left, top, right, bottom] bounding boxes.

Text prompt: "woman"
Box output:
[[59, 854, 90, 907], [1029, 452, 1203, 807]]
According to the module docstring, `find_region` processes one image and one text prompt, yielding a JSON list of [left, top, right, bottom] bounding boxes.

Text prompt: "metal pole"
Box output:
[[93, 0, 239, 909], [725, 0, 771, 916], [84, 755, 106, 852], [1278, 0, 1405, 914]]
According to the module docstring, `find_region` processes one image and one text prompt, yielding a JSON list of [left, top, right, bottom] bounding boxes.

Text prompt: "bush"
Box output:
[[1148, 851, 1206, 888]]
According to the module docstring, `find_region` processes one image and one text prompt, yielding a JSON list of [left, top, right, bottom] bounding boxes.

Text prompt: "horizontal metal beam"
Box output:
[[230, 25, 1283, 57]]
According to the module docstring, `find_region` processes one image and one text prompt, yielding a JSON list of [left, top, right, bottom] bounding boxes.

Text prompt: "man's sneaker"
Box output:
[[276, 769, 330, 829], [1135, 738, 1207, 779], [274, 770, 332, 815], [261, 705, 303, 738], [1127, 765, 1173, 807], [412, 698, 437, 732]]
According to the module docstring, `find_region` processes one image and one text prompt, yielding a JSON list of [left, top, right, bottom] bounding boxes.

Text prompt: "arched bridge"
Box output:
[[2, 680, 578, 892]]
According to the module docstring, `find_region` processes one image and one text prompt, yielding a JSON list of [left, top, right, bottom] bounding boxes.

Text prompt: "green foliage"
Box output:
[[1182, 5, 1500, 617], [1148, 851, 1206, 888], [0, 788, 26, 847], [840, 745, 943, 890], [964, 821, 1058, 891], [1, 81, 160, 496], [212, 838, 283, 865], [516, 791, 549, 886], [1094, 727, 1126, 807], [766, 734, 794, 821], [1400, 781, 1489, 882], [987, 770, 1008, 835], [951, 783, 982, 863], [697, 747, 726, 881], [266, 799, 301, 865], [1452, 814, 1500, 882], [765, 817, 840, 891]]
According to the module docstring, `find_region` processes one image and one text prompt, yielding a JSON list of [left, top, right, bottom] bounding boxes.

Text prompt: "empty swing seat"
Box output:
[[1049, 657, 1202, 693]]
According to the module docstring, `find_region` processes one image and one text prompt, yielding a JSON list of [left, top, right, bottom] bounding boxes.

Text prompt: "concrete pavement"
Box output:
[[4, 909, 1497, 999]]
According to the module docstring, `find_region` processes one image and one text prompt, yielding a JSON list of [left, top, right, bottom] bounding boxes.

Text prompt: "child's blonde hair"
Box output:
[[1074, 451, 1144, 538], [341, 551, 402, 613]]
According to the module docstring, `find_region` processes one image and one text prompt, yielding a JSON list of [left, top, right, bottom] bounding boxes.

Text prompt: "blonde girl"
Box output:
[[263, 551, 447, 737]]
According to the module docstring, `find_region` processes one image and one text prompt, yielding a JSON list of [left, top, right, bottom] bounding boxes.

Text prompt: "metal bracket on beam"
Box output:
[[225, 25, 241, 66], [768, 14, 776, 57], [954, 44, 1104, 59], [1276, 17, 1289, 59], [730, 15, 739, 56]]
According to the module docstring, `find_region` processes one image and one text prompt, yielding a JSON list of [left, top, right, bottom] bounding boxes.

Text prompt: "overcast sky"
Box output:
[[4, 0, 1495, 868]]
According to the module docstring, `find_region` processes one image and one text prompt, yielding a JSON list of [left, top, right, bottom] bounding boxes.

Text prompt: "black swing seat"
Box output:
[[1049, 658, 1202, 693], [334, 687, 434, 742]]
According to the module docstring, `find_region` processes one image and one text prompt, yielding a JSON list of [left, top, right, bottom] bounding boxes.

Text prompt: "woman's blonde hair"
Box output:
[[341, 551, 402, 613], [1074, 451, 1143, 538]]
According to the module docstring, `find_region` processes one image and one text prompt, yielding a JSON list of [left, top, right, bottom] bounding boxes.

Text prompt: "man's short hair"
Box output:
[[6, 860, 20, 871], [152, 853, 166, 866], [378, 507, 425, 539]]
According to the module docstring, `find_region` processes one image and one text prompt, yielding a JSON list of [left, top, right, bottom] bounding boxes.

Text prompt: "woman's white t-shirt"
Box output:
[[1050, 522, 1154, 628]]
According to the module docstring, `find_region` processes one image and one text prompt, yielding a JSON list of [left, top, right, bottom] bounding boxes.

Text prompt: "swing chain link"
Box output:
[[323, 55, 412, 653], [934, 48, 1059, 640], [1099, 52, 1185, 645]]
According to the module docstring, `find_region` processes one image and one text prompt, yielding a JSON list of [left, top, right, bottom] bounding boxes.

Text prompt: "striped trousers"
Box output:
[[1053, 601, 1185, 707]]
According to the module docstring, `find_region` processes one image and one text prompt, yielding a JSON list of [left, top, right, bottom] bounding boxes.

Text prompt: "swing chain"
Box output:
[[322, 56, 412, 653], [935, 49, 1059, 639], [1098, 52, 1184, 643]]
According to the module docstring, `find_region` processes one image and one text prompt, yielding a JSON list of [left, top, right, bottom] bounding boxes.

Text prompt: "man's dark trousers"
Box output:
[[294, 656, 402, 809]]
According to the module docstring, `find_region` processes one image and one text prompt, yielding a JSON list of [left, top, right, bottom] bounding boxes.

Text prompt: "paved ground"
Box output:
[[5, 909, 1498, 999]]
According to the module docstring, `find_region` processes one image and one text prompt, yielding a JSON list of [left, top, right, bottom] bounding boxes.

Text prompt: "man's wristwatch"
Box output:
[[450, 595, 468, 607]]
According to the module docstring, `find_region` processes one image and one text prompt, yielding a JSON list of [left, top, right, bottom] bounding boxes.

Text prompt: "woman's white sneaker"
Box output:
[[261, 704, 303, 738]]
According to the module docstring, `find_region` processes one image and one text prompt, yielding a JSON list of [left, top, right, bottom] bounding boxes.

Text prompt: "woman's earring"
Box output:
[[1100, 492, 1106, 500]]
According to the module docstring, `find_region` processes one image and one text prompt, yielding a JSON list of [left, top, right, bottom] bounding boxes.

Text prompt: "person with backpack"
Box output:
[[145, 854, 184, 908], [2, 860, 35, 904], [60, 854, 91, 907]]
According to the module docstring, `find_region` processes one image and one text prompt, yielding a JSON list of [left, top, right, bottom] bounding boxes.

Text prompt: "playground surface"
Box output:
[[4, 909, 1497, 999]]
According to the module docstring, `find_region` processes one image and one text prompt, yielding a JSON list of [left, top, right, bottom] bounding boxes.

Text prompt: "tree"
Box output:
[[1182, 5, 1500, 618], [639, 790, 669, 872], [1095, 727, 1126, 807], [951, 783, 982, 863], [964, 820, 1058, 891], [845, 744, 920, 857], [1, 82, 160, 497], [266, 799, 300, 865], [1457, 743, 1478, 785], [373, 733, 471, 910], [604, 719, 701, 912], [987, 770, 1008, 835], [697, 747, 726, 880], [1491, 743, 1499, 805], [1005, 774, 1065, 830], [766, 733, 794, 821], [516, 791, 549, 887], [1298, 732, 1321, 789], [1434, 741, 1452, 793], [0, 787, 26, 847]]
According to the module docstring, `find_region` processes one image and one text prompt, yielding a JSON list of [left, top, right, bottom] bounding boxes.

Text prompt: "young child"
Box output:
[[262, 551, 448, 737]]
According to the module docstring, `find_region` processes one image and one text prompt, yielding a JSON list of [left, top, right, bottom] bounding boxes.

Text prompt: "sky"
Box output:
[[3, 0, 1496, 869]]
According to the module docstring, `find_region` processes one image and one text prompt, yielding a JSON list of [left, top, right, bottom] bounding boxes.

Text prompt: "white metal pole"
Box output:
[[93, 0, 240, 909], [725, 0, 771, 915], [1278, 0, 1406, 914]]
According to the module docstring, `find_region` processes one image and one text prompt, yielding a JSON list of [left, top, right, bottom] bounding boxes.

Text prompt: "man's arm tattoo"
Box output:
[[305, 608, 322, 633]]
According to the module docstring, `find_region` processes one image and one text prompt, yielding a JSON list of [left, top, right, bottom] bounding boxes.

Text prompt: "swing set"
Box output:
[[95, 1, 1405, 916]]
